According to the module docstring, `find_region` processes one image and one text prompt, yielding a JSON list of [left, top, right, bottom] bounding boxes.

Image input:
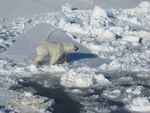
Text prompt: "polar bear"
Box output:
[[33, 41, 79, 65]]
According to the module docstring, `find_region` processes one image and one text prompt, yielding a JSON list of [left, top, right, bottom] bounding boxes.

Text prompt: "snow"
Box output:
[[8, 92, 54, 113], [103, 89, 121, 99], [126, 86, 142, 95], [60, 70, 94, 88], [60, 69, 110, 88], [90, 6, 107, 28], [138, 1, 150, 8], [127, 97, 150, 112], [1, 1, 150, 113]]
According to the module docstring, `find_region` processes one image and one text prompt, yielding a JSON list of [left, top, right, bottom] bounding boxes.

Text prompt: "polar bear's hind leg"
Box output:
[[33, 55, 45, 65]]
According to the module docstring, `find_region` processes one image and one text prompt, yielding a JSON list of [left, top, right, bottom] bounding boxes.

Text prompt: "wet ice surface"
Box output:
[[1, 1, 150, 113]]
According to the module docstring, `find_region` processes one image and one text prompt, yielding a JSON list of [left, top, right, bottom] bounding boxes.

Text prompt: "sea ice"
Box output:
[[60, 69, 110, 88]]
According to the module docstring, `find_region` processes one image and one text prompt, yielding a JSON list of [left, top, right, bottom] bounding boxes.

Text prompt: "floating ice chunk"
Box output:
[[26, 65, 66, 75], [93, 6, 107, 18], [124, 31, 150, 40], [0, 60, 8, 68], [60, 70, 93, 88], [61, 3, 82, 25], [91, 6, 107, 20], [99, 63, 109, 70], [96, 30, 115, 41], [138, 1, 150, 9], [109, 27, 123, 35], [103, 89, 121, 99], [58, 19, 67, 27], [93, 74, 111, 86], [99, 61, 121, 71], [122, 36, 140, 43], [86, 43, 101, 54], [126, 86, 142, 95], [0, 39, 4, 44], [24, 92, 33, 97], [136, 72, 150, 78], [42, 65, 66, 73], [26, 64, 38, 73], [9, 93, 53, 113], [61, 3, 72, 14], [127, 97, 150, 112], [90, 6, 107, 28], [138, 31, 150, 42], [60, 70, 110, 88], [59, 17, 88, 36], [0, 89, 17, 106]]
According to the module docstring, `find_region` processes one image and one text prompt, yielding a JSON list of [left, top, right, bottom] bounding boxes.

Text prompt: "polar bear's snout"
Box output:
[[74, 45, 79, 51]]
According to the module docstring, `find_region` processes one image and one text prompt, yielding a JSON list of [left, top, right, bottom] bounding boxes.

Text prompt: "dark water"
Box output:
[[10, 71, 150, 113], [9, 77, 133, 113], [10, 77, 82, 113]]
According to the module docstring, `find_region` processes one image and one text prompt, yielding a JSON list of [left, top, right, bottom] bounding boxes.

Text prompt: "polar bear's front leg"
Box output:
[[49, 54, 61, 65], [49, 48, 63, 65], [33, 45, 48, 65]]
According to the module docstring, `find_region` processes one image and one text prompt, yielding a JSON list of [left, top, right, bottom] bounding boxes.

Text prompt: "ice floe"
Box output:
[[0, 1, 150, 113], [127, 97, 150, 112], [60, 66, 110, 88]]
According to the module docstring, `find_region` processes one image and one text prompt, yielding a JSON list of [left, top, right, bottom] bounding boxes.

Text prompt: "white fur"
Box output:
[[33, 41, 76, 65]]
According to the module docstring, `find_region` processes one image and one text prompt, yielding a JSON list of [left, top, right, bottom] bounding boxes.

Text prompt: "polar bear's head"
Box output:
[[63, 43, 79, 53]]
